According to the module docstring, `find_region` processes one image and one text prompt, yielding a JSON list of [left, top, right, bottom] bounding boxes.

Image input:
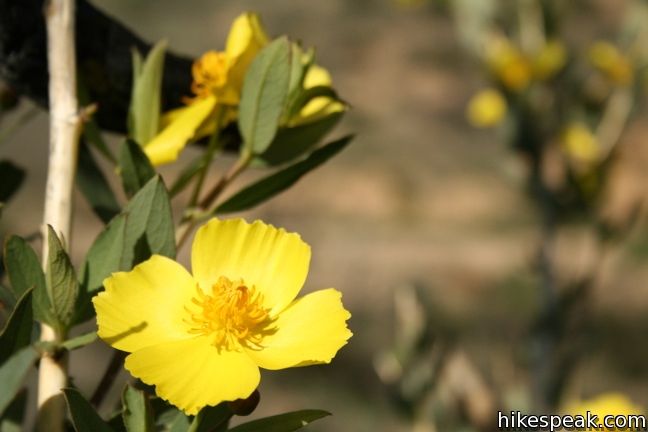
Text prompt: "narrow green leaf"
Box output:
[[83, 118, 116, 164], [63, 388, 114, 432], [0, 160, 25, 203], [122, 385, 154, 432], [227, 410, 330, 432], [0, 347, 38, 417], [120, 176, 176, 268], [77, 141, 121, 224], [129, 41, 167, 146], [188, 404, 232, 432], [119, 139, 156, 197], [2, 236, 53, 325], [46, 226, 79, 330], [0, 284, 16, 314], [254, 112, 343, 167], [0, 289, 32, 364], [239, 37, 292, 155], [217, 135, 352, 214], [0, 389, 27, 432], [169, 154, 206, 198], [61, 332, 97, 351]]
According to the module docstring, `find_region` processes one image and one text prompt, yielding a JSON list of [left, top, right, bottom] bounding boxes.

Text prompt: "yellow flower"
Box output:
[[532, 39, 567, 80], [93, 218, 352, 415], [289, 64, 346, 126], [564, 393, 643, 431], [589, 41, 634, 86], [144, 13, 269, 166], [561, 122, 600, 164], [485, 35, 532, 92], [466, 88, 507, 128]]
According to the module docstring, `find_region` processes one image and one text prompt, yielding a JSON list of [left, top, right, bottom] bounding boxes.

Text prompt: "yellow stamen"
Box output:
[[185, 276, 273, 351], [189, 51, 230, 101]]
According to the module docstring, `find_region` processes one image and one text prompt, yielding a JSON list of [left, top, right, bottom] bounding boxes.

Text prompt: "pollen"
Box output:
[[185, 276, 273, 351], [189, 51, 230, 100]]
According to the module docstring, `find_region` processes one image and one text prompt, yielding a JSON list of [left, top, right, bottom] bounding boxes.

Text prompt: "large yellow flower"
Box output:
[[93, 218, 352, 414], [144, 13, 268, 165]]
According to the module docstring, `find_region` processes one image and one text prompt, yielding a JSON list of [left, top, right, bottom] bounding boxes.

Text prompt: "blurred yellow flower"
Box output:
[[144, 12, 268, 165], [289, 64, 346, 126], [564, 393, 643, 431], [485, 36, 532, 92], [561, 122, 600, 164], [466, 88, 507, 128], [532, 39, 567, 81], [93, 218, 352, 415], [589, 41, 634, 86]]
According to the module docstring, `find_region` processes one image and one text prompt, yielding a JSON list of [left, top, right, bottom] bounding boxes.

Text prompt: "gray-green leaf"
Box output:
[[217, 135, 352, 214], [120, 176, 176, 268], [239, 37, 292, 155], [46, 226, 79, 331], [119, 139, 156, 197], [226, 410, 330, 432], [63, 388, 114, 432], [0, 347, 38, 417], [76, 141, 120, 224], [0, 288, 33, 364], [122, 385, 153, 432], [129, 41, 167, 146]]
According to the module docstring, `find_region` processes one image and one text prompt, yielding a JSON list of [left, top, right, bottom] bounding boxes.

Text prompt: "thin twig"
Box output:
[[90, 351, 127, 408]]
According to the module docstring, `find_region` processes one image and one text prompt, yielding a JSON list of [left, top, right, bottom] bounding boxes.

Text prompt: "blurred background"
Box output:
[[2, 0, 648, 430]]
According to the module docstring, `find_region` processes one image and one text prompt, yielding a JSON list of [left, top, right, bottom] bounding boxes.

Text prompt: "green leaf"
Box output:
[[2, 236, 53, 325], [61, 332, 97, 351], [0, 389, 27, 432], [0, 347, 38, 417], [46, 226, 79, 331], [0, 289, 32, 364], [239, 37, 292, 155], [120, 176, 176, 268], [188, 404, 232, 432], [77, 141, 121, 224], [217, 135, 352, 214], [63, 388, 114, 432], [226, 410, 330, 432], [75, 214, 126, 324], [254, 112, 343, 167], [167, 411, 191, 432], [122, 385, 153, 432], [0, 160, 25, 203], [119, 139, 156, 197], [129, 41, 167, 146]]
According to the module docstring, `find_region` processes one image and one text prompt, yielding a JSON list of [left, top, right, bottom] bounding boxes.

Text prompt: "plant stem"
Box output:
[[37, 0, 82, 430], [187, 114, 224, 209], [91, 351, 127, 408], [176, 152, 252, 250]]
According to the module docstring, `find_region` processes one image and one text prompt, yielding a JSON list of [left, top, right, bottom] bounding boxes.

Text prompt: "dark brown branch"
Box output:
[[0, 0, 193, 134]]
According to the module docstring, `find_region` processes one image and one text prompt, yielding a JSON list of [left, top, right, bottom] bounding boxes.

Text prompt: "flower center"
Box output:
[[185, 276, 272, 351], [189, 51, 230, 100]]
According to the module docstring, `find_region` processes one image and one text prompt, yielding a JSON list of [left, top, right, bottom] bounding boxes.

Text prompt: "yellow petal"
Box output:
[[532, 39, 567, 80], [561, 122, 599, 163], [93, 255, 197, 352], [247, 289, 352, 370], [125, 336, 260, 415], [144, 95, 217, 166], [225, 12, 269, 91], [466, 88, 507, 128], [297, 64, 346, 122], [191, 218, 310, 314]]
